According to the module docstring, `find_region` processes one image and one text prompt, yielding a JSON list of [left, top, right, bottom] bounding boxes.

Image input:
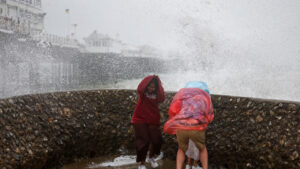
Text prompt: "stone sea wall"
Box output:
[[0, 90, 299, 169]]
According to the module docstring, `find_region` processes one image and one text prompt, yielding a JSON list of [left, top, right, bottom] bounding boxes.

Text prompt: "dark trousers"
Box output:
[[133, 123, 162, 162]]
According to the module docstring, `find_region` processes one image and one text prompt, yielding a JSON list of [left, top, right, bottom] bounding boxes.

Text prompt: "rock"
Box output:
[[48, 117, 54, 124], [13, 154, 20, 161], [101, 117, 110, 123], [290, 151, 299, 160], [247, 101, 252, 108], [15, 148, 21, 154], [288, 104, 297, 111], [5, 148, 10, 153], [256, 115, 263, 123], [43, 137, 48, 142], [8, 99, 14, 104], [63, 108, 72, 117], [5, 125, 12, 130], [28, 149, 33, 155]]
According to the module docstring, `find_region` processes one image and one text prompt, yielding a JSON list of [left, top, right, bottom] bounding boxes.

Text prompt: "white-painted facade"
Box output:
[[33, 32, 80, 49], [83, 30, 124, 54], [0, 0, 45, 35], [84, 30, 155, 57]]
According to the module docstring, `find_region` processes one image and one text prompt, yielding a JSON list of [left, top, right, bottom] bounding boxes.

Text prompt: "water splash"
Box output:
[[88, 152, 163, 168], [88, 155, 137, 168]]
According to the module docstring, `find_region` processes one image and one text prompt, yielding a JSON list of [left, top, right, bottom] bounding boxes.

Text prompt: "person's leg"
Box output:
[[177, 148, 185, 169], [148, 125, 162, 168], [148, 125, 162, 157], [187, 157, 191, 166], [199, 146, 208, 169], [133, 124, 150, 165], [193, 160, 198, 167], [191, 130, 207, 169], [176, 130, 190, 169], [148, 143, 153, 158]]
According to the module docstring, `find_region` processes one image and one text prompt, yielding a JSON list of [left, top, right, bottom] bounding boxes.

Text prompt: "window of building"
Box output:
[[103, 41, 108, 47], [0, 8, 3, 15], [35, 0, 41, 7], [19, 9, 24, 17]]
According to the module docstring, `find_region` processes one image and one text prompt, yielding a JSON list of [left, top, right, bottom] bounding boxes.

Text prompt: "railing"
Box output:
[[32, 33, 79, 48], [0, 16, 79, 48], [0, 16, 30, 34]]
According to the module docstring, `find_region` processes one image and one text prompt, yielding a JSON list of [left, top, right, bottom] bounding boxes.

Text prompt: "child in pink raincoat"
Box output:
[[164, 81, 214, 169]]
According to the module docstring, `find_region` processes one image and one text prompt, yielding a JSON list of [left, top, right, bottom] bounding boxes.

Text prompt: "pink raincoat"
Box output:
[[163, 88, 214, 135]]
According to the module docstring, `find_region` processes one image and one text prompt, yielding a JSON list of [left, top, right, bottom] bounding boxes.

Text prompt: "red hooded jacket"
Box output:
[[131, 75, 165, 125]]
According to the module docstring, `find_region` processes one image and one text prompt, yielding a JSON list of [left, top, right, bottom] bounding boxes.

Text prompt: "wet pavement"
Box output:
[[57, 154, 176, 169]]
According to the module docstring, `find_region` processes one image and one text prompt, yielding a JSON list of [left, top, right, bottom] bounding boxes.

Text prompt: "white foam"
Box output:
[[88, 155, 137, 168], [88, 152, 164, 168]]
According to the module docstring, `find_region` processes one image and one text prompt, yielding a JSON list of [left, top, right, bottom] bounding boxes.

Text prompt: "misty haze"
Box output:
[[0, 1, 300, 169], [0, 0, 299, 101]]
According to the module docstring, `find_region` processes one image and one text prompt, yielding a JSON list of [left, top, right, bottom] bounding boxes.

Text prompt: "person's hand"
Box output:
[[153, 75, 161, 82]]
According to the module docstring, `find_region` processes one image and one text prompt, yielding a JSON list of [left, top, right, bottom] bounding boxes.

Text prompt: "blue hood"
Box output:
[[184, 81, 210, 95]]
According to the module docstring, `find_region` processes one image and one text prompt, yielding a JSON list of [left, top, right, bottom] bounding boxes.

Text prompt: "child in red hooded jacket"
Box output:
[[132, 75, 165, 169]]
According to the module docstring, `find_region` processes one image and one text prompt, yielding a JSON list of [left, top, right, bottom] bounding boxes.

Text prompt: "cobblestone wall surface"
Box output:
[[0, 90, 299, 169]]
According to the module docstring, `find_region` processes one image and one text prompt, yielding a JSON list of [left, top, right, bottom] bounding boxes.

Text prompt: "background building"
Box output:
[[83, 30, 160, 57], [83, 30, 123, 54], [0, 0, 45, 35]]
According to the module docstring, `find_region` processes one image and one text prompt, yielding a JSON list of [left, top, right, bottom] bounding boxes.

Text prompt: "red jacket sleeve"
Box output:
[[137, 76, 153, 95], [155, 76, 165, 103]]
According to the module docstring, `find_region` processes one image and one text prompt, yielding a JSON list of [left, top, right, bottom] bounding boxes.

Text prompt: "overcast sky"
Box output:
[[43, 0, 300, 62], [39, 0, 300, 100]]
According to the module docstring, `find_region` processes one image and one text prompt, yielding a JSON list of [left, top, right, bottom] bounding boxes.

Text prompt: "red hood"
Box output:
[[132, 75, 165, 125], [137, 75, 163, 96]]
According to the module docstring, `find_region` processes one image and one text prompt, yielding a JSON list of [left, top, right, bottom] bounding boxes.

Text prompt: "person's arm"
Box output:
[[206, 98, 214, 123], [168, 100, 181, 119], [137, 76, 151, 97], [168, 92, 182, 119], [155, 76, 165, 103]]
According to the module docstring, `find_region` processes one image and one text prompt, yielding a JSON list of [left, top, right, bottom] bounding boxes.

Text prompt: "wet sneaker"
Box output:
[[192, 165, 202, 169], [149, 158, 159, 168], [185, 164, 192, 169], [155, 152, 164, 161], [145, 156, 150, 163], [145, 151, 150, 163], [138, 164, 147, 169]]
